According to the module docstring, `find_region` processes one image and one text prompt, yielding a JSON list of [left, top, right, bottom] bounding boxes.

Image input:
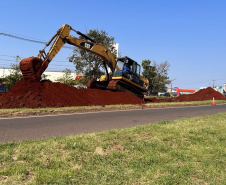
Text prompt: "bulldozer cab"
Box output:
[[113, 57, 141, 84]]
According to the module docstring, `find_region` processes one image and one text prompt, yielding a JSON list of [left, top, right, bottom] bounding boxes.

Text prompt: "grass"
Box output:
[[0, 104, 137, 117], [0, 100, 225, 117], [145, 100, 226, 105], [1, 112, 226, 184], [0, 104, 135, 114]]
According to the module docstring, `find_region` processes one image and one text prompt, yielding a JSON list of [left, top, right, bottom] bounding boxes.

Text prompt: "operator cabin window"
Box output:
[[136, 65, 140, 76], [133, 64, 140, 76], [113, 60, 124, 76]]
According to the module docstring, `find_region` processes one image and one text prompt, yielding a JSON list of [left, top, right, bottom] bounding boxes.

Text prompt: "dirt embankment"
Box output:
[[0, 79, 145, 109], [146, 87, 226, 103], [0, 78, 225, 109]]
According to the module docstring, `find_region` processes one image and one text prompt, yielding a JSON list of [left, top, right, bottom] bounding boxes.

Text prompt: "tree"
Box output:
[[3, 63, 23, 90], [142, 59, 171, 95], [41, 73, 51, 82], [69, 29, 116, 80], [142, 59, 156, 94], [56, 68, 88, 88], [152, 60, 171, 94], [74, 77, 88, 89], [56, 68, 75, 85]]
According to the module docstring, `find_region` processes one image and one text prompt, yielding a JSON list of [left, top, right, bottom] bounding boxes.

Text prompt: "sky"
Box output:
[[0, 0, 225, 89]]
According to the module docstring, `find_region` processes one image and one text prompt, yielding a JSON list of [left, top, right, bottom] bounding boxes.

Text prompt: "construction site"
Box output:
[[0, 77, 225, 109], [1, 1, 226, 184], [0, 24, 226, 109]]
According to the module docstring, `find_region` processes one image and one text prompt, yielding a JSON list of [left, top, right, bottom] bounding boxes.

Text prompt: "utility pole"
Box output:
[[213, 80, 215, 88], [170, 78, 176, 97], [170, 78, 176, 91]]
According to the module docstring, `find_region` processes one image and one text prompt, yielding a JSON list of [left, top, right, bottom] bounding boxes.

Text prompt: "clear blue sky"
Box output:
[[0, 0, 225, 89]]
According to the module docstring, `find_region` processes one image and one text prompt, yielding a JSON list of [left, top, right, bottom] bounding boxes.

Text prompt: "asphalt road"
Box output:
[[0, 104, 226, 143]]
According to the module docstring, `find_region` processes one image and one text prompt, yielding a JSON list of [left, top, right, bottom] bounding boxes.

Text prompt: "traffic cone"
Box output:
[[212, 97, 216, 105]]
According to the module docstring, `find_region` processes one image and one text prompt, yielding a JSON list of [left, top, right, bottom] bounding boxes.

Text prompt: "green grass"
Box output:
[[0, 104, 137, 117], [1, 113, 226, 184], [0, 104, 135, 114], [0, 100, 225, 117], [146, 99, 226, 105]]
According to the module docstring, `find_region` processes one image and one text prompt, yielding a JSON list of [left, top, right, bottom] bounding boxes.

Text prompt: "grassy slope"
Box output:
[[1, 112, 226, 184]]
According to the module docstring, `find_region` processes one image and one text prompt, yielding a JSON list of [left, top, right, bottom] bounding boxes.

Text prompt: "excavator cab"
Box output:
[[106, 56, 148, 97], [113, 57, 141, 85]]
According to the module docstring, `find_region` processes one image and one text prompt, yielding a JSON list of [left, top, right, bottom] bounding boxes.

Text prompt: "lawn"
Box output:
[[0, 112, 226, 184]]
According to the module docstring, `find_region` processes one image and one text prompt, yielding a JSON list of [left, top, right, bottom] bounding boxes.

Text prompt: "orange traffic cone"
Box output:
[[212, 97, 216, 105]]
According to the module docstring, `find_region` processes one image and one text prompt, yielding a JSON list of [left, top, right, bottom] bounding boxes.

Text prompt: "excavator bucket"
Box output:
[[19, 57, 49, 82]]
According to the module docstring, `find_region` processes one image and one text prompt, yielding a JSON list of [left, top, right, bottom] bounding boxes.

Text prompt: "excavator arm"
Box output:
[[20, 24, 116, 82]]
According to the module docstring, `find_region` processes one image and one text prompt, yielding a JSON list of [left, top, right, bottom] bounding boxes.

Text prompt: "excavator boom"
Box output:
[[20, 24, 116, 82]]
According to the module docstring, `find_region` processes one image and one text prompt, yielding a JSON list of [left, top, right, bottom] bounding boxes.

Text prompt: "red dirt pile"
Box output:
[[147, 87, 226, 103], [175, 87, 226, 102], [0, 79, 145, 109]]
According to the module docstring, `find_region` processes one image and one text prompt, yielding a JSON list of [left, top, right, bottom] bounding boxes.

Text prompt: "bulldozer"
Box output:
[[19, 24, 149, 98]]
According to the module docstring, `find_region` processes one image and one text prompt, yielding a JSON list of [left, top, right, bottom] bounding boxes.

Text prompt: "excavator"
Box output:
[[19, 24, 149, 98]]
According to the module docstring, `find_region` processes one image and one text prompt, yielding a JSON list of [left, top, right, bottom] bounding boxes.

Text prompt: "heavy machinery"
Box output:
[[20, 24, 149, 97]]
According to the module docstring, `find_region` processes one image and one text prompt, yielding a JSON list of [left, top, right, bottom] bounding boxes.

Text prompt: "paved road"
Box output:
[[0, 104, 226, 143]]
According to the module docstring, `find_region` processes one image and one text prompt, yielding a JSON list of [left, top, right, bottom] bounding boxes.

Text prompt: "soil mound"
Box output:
[[146, 87, 226, 103], [0, 79, 145, 109], [175, 87, 226, 102]]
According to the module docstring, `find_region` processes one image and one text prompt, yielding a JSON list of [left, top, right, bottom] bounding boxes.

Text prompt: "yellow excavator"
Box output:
[[19, 24, 149, 98]]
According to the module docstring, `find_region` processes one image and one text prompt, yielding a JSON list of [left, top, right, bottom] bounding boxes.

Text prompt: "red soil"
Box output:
[[174, 87, 226, 101], [0, 79, 145, 109], [146, 87, 226, 102], [1, 80, 224, 109]]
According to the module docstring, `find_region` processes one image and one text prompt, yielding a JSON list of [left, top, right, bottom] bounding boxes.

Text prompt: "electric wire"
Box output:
[[0, 56, 224, 84], [0, 58, 73, 66], [175, 79, 226, 85], [0, 28, 47, 41], [0, 32, 73, 49], [0, 54, 72, 63]]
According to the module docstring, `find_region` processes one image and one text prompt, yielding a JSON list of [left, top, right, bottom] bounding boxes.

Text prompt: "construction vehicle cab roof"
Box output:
[[117, 56, 140, 66]]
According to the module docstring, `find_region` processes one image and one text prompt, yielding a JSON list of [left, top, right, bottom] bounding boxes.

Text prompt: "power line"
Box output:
[[0, 58, 75, 68], [0, 63, 74, 68], [0, 54, 18, 58], [0, 55, 225, 81], [0, 32, 46, 44], [0, 32, 73, 49], [0, 54, 72, 63], [0, 58, 15, 62], [175, 78, 226, 84], [0, 28, 46, 42]]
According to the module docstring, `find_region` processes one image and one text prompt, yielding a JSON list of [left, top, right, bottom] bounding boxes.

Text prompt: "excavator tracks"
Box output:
[[107, 80, 144, 99], [87, 80, 108, 90]]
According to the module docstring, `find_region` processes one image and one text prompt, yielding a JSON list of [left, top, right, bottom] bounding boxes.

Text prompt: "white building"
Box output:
[[0, 68, 78, 82], [112, 43, 119, 57]]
